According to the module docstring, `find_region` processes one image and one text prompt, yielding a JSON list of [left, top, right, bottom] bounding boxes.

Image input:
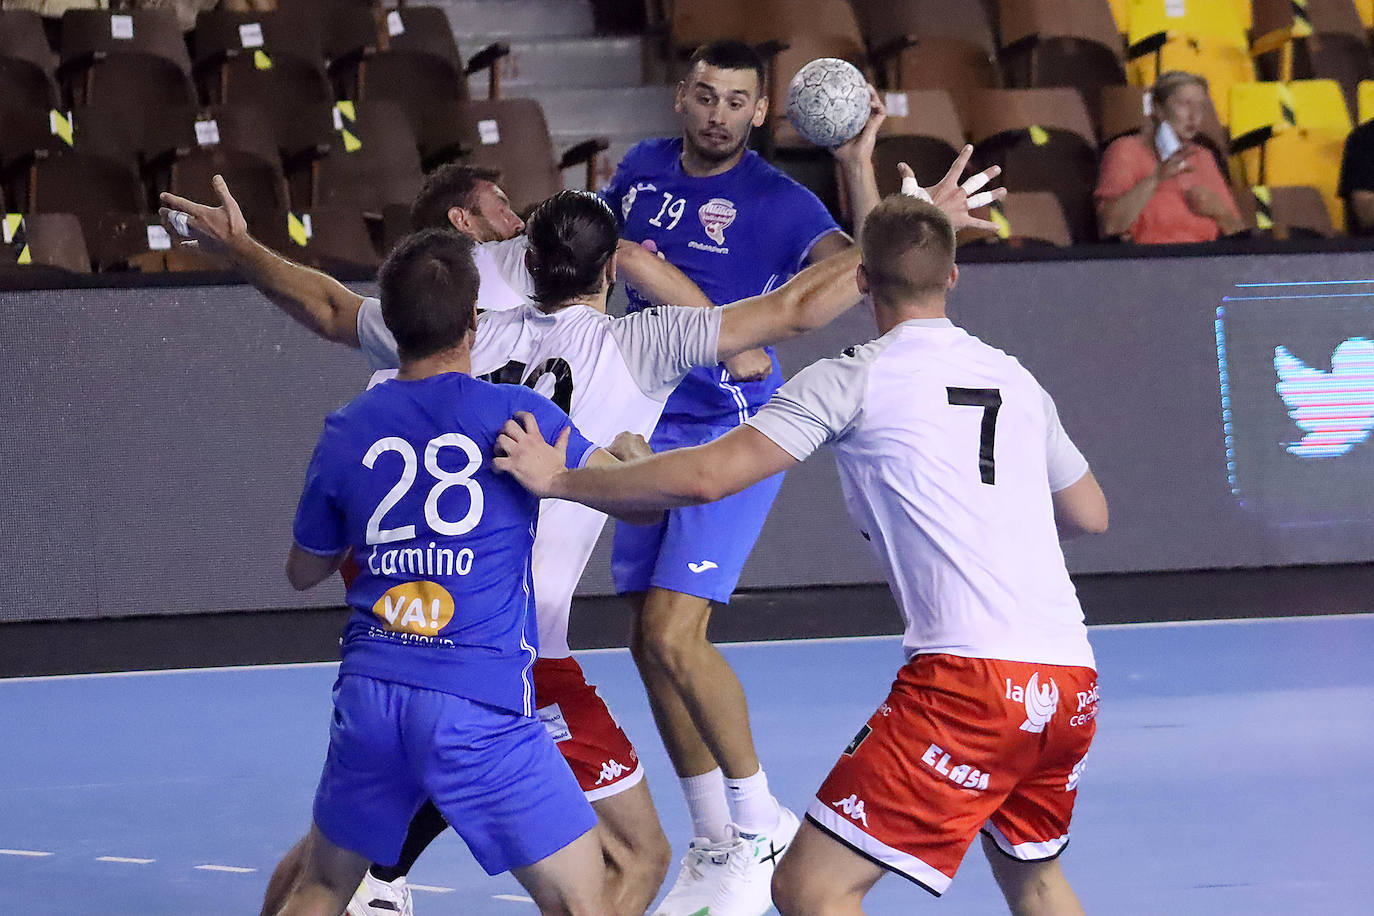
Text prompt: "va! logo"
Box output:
[[1007, 673, 1059, 733], [1274, 338, 1374, 458]]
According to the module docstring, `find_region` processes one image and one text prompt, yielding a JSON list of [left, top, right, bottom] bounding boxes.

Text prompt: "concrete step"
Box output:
[[468, 35, 647, 93], [434, 0, 595, 41], [527, 85, 678, 140]]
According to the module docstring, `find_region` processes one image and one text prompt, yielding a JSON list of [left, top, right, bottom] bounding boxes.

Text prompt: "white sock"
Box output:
[[681, 768, 732, 843], [724, 767, 780, 835]]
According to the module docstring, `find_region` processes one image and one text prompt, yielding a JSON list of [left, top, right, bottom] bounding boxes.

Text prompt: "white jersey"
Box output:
[[357, 298, 721, 656], [746, 317, 1094, 669], [472, 237, 534, 312]]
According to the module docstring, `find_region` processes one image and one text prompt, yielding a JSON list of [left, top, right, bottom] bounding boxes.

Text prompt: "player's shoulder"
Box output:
[[621, 137, 680, 173]]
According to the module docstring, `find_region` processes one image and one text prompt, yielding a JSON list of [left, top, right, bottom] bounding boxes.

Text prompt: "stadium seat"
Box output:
[[884, 36, 1002, 113], [278, 207, 381, 272], [1235, 184, 1338, 237], [0, 213, 90, 273], [461, 98, 610, 215], [1229, 79, 1353, 227], [0, 9, 61, 112], [872, 90, 967, 198], [1123, 0, 1254, 123], [998, 0, 1127, 92], [1356, 0, 1374, 30], [1251, 0, 1374, 117], [965, 87, 1100, 242], [1360, 79, 1374, 121], [310, 100, 424, 214], [851, 0, 998, 60], [958, 191, 1073, 247]]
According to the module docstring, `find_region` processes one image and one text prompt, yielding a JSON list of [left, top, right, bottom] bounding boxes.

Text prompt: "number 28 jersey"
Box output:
[[746, 318, 1096, 669], [293, 373, 596, 715]]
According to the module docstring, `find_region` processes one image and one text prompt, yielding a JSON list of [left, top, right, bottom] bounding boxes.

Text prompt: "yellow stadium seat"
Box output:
[[1107, 0, 1129, 33], [1361, 79, 1374, 122], [1229, 79, 1353, 226], [1125, 0, 1254, 123], [1356, 0, 1374, 30]]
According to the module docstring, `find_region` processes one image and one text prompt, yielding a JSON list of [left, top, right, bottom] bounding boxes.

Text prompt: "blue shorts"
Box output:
[[611, 421, 784, 604], [313, 675, 597, 876]]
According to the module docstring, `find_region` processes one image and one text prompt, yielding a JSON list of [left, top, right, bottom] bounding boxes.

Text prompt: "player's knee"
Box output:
[[771, 852, 816, 916]]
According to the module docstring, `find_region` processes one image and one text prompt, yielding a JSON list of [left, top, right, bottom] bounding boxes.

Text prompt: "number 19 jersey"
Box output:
[[292, 373, 596, 715], [746, 318, 1095, 669]]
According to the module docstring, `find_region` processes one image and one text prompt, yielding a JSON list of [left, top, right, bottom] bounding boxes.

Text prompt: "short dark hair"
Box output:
[[524, 190, 620, 306], [860, 196, 956, 305], [687, 40, 765, 93], [377, 229, 480, 361], [410, 164, 503, 231]]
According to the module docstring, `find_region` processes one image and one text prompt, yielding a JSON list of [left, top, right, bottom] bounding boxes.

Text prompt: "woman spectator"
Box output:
[[1096, 71, 1243, 243]]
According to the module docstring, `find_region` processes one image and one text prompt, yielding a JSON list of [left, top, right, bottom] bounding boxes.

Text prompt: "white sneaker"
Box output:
[[346, 871, 414, 916], [653, 836, 735, 916], [709, 806, 801, 916]]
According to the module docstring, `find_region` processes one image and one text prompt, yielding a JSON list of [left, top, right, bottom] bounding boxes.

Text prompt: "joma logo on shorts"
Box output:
[[921, 743, 991, 791]]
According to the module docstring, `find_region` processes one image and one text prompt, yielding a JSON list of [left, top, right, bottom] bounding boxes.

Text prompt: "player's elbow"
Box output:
[[1080, 503, 1109, 535], [684, 464, 728, 504]]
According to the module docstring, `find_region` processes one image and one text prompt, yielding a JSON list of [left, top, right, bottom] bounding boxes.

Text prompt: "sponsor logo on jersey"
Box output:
[[1071, 682, 1100, 727], [698, 197, 736, 245], [921, 743, 992, 791], [832, 794, 869, 827], [595, 758, 631, 785], [1066, 754, 1088, 791], [371, 581, 455, 636], [687, 560, 718, 573], [1007, 672, 1060, 733]]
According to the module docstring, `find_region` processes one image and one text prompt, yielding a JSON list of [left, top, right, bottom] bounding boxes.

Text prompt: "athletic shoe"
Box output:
[[346, 871, 414, 916], [709, 806, 801, 916], [652, 836, 734, 916]]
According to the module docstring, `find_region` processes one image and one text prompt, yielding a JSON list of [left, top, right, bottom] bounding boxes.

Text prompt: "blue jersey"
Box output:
[[292, 373, 596, 715], [602, 138, 840, 430]]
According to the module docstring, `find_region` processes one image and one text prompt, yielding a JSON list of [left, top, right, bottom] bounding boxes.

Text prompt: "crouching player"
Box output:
[[273, 229, 617, 916], [493, 195, 1109, 915]]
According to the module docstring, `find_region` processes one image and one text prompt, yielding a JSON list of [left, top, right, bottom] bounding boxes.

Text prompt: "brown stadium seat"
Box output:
[[965, 87, 1100, 243], [278, 207, 381, 272], [998, 0, 1127, 92], [883, 36, 1002, 114], [0, 10, 61, 112], [873, 90, 968, 198], [461, 98, 609, 215], [1234, 184, 1338, 238], [851, 0, 998, 61], [310, 100, 424, 214], [1251, 0, 1374, 118], [0, 213, 91, 274], [58, 9, 199, 153], [958, 191, 1073, 247]]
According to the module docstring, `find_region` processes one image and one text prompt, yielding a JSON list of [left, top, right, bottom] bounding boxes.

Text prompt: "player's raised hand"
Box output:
[[724, 347, 773, 382], [494, 412, 569, 497], [832, 84, 886, 165], [911, 145, 1008, 233], [157, 174, 249, 262], [607, 431, 653, 462]]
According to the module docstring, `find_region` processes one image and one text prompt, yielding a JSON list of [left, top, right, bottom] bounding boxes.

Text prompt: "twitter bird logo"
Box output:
[[1274, 338, 1374, 457]]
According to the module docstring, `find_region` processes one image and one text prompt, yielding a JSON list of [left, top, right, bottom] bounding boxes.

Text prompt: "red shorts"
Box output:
[[533, 656, 644, 801], [808, 653, 1098, 896]]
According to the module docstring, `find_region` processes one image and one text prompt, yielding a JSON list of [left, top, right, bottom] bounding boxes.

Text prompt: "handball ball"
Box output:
[[785, 58, 871, 148]]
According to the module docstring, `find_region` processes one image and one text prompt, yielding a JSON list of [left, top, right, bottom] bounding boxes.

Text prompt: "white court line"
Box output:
[[0, 849, 52, 857], [493, 894, 536, 903], [2, 613, 1369, 684], [96, 856, 154, 864], [409, 884, 454, 893], [194, 864, 257, 874], [1235, 279, 1374, 287]]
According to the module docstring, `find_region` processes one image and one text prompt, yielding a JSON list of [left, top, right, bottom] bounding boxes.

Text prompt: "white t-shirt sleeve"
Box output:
[[607, 305, 722, 399], [745, 349, 869, 461], [1042, 387, 1089, 492], [356, 296, 400, 369], [475, 236, 534, 312]]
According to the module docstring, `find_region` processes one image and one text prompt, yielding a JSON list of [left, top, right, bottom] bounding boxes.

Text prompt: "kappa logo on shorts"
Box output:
[[687, 560, 718, 574], [595, 759, 631, 785], [832, 794, 869, 827], [1007, 672, 1060, 733]]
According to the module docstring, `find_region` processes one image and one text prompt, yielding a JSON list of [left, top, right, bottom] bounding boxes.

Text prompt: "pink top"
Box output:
[[1094, 134, 1240, 244]]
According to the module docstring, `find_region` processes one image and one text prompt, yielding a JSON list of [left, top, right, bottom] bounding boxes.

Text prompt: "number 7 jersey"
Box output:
[[745, 318, 1096, 669]]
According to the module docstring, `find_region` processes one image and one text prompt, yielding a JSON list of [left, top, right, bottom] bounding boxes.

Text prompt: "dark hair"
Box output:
[[687, 39, 765, 93], [377, 229, 480, 361], [860, 196, 956, 305], [410, 164, 503, 231], [524, 190, 619, 306]]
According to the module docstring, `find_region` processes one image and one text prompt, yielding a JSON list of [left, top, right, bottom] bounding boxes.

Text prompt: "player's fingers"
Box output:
[[212, 174, 246, 227], [499, 418, 526, 441], [897, 161, 915, 181], [965, 187, 1006, 210], [961, 216, 1000, 232], [938, 144, 975, 188], [960, 165, 1000, 195], [515, 411, 540, 437], [160, 207, 194, 239], [158, 190, 211, 218], [555, 426, 571, 450]]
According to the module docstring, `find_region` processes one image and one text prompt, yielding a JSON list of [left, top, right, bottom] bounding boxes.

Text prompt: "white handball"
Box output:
[[785, 58, 871, 148]]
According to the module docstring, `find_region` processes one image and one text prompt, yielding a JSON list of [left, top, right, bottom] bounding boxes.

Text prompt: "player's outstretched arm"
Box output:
[[159, 175, 366, 347], [495, 412, 796, 518], [615, 239, 715, 310], [285, 544, 347, 591], [1052, 470, 1109, 538], [714, 245, 863, 362], [914, 146, 1007, 234]]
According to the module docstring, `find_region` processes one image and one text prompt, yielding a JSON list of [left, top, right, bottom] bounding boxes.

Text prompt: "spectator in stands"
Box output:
[[1095, 71, 1242, 244], [1338, 119, 1374, 236]]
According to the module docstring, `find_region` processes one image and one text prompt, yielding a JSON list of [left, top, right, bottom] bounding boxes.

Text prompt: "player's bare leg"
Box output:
[[592, 780, 673, 916], [272, 824, 370, 916], [981, 834, 1086, 916], [511, 827, 612, 916], [771, 820, 885, 916], [259, 833, 309, 916]]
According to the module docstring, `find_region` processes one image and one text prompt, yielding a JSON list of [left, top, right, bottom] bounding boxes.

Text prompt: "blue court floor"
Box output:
[[2, 614, 1372, 915]]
